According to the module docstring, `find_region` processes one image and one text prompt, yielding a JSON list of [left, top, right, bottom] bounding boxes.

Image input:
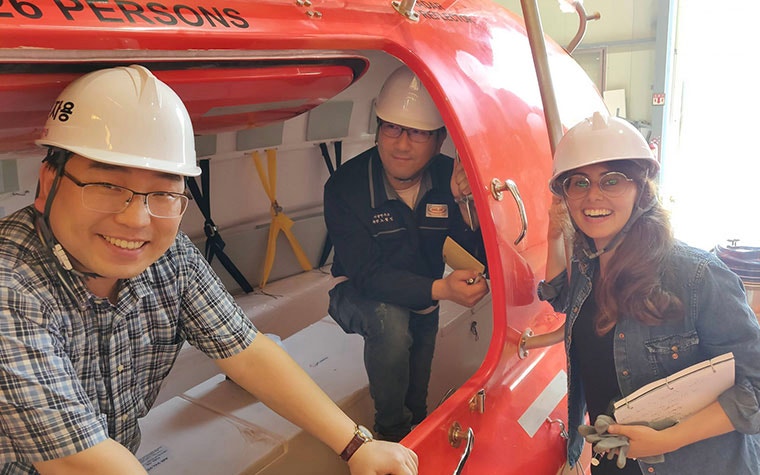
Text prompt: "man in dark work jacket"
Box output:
[[324, 66, 489, 442]]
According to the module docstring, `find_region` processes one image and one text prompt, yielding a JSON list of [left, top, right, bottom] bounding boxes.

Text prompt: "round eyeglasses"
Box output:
[[379, 121, 438, 143], [561, 171, 635, 200], [62, 171, 189, 218]]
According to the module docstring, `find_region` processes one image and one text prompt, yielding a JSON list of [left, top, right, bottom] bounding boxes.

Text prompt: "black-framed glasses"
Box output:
[[379, 121, 437, 143], [561, 171, 635, 200], [62, 171, 189, 218]]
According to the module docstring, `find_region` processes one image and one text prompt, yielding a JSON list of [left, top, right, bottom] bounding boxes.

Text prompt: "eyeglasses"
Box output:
[[561, 171, 635, 200], [62, 171, 189, 218], [379, 121, 438, 143]]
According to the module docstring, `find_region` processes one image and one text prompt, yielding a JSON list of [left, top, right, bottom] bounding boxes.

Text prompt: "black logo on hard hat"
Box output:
[[49, 101, 75, 122]]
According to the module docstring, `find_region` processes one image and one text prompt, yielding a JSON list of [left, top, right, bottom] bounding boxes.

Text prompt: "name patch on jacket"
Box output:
[[426, 203, 449, 218], [372, 212, 394, 224]]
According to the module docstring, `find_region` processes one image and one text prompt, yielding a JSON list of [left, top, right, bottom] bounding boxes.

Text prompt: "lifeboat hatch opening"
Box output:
[[0, 57, 368, 157]]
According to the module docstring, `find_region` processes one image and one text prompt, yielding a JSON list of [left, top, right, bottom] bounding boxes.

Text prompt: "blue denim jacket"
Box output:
[[543, 242, 760, 474]]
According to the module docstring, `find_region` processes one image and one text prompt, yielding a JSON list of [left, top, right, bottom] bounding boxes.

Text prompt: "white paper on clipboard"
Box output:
[[613, 352, 734, 425]]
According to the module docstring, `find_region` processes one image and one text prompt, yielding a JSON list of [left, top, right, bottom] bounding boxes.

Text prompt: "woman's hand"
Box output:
[[607, 401, 735, 461], [548, 196, 569, 240], [606, 423, 672, 460]]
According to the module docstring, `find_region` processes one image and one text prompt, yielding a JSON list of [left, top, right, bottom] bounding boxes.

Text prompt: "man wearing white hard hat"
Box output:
[[324, 65, 489, 442], [0, 65, 418, 475]]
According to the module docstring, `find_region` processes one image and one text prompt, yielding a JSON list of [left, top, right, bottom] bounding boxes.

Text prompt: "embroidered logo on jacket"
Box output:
[[426, 204, 448, 218]]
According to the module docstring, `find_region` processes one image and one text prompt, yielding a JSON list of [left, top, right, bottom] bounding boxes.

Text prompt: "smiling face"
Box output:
[[35, 154, 185, 297], [376, 121, 446, 190], [563, 163, 639, 251]]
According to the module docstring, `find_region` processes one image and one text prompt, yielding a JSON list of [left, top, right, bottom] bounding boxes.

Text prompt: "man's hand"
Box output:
[[432, 269, 489, 307], [347, 440, 419, 475], [450, 158, 478, 230], [450, 157, 471, 199]]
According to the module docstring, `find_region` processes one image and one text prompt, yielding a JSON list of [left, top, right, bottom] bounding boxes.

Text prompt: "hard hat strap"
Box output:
[[36, 148, 102, 285], [582, 195, 656, 260], [40, 148, 70, 221], [574, 168, 655, 260]]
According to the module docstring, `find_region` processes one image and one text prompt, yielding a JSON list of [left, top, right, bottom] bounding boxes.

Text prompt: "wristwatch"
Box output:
[[339, 425, 374, 462]]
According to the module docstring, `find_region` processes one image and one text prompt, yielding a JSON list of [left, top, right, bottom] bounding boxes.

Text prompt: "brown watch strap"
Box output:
[[339, 425, 372, 462], [339, 432, 365, 461]]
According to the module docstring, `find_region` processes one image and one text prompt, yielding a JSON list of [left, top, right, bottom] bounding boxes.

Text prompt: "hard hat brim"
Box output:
[[36, 140, 202, 177]]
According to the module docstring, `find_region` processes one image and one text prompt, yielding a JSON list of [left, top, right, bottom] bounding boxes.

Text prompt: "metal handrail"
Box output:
[[566, 1, 601, 54], [519, 0, 599, 154], [519, 0, 563, 155]]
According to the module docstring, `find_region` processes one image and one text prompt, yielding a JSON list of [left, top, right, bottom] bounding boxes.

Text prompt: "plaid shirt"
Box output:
[[0, 207, 257, 473]]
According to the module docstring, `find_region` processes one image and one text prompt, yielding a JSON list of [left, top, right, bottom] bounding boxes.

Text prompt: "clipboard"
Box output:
[[613, 352, 735, 425], [443, 237, 485, 273]]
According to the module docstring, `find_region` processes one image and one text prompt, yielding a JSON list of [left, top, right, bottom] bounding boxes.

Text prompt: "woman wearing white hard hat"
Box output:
[[532, 112, 760, 474], [0, 65, 418, 475]]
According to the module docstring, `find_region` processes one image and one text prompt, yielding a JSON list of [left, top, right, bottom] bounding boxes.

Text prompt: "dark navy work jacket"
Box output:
[[324, 147, 484, 311]]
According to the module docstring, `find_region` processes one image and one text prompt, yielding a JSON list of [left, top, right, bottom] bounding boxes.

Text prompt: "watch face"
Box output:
[[357, 425, 373, 442]]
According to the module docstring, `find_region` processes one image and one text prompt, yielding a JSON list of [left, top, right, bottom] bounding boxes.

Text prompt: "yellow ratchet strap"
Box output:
[[251, 149, 312, 287]]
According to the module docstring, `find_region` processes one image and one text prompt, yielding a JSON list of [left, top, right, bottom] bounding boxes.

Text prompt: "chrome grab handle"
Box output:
[[454, 428, 475, 474], [490, 178, 528, 245], [448, 423, 475, 475]]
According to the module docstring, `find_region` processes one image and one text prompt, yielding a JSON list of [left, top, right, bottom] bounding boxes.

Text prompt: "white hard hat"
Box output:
[[550, 112, 658, 196], [36, 65, 201, 177], [375, 66, 444, 131]]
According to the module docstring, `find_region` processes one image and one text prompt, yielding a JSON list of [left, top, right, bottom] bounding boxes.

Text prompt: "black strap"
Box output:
[[319, 143, 335, 175], [334, 141, 342, 168], [318, 141, 342, 267], [187, 159, 254, 293]]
